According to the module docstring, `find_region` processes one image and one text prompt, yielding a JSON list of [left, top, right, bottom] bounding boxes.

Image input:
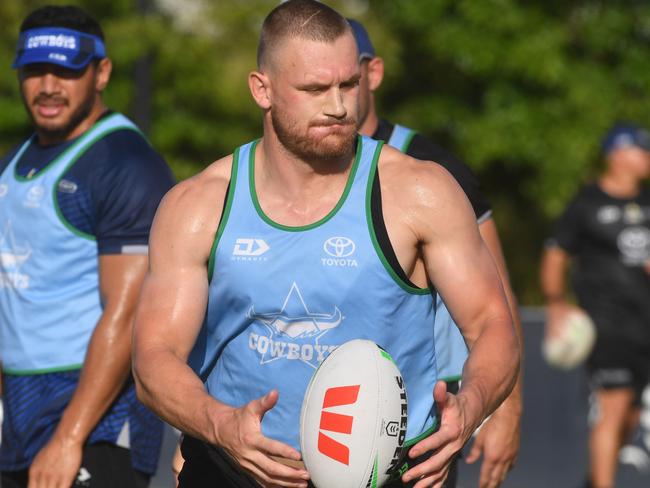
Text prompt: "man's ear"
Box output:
[[95, 57, 112, 92], [366, 56, 384, 92], [248, 71, 272, 110]]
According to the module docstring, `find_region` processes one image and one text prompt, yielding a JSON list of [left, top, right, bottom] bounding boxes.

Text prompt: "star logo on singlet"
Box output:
[[0, 221, 32, 271], [247, 282, 344, 367]]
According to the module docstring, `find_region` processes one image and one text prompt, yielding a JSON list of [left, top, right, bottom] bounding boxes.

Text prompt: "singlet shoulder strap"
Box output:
[[387, 124, 417, 153], [3, 138, 34, 175]]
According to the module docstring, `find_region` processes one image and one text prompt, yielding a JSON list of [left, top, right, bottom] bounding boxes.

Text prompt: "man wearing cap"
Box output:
[[0, 5, 174, 488], [348, 19, 523, 488], [541, 123, 650, 488]]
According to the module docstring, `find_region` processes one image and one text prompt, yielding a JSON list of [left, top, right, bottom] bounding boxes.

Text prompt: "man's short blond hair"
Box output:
[[257, 0, 352, 69]]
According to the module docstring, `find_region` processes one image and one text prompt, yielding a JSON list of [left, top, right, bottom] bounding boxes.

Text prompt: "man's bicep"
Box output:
[[421, 187, 505, 345], [134, 185, 215, 360], [135, 266, 208, 360], [98, 254, 148, 305]]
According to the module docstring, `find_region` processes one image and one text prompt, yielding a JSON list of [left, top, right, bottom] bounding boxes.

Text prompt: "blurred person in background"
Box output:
[[541, 123, 650, 488], [349, 18, 523, 488], [0, 5, 174, 488]]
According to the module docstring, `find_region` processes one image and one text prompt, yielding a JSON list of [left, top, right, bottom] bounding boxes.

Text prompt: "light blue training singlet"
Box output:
[[387, 124, 469, 382], [192, 136, 438, 450], [0, 113, 140, 373]]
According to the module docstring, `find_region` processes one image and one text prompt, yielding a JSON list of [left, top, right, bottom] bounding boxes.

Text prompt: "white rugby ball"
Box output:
[[300, 339, 408, 488], [542, 309, 597, 370]]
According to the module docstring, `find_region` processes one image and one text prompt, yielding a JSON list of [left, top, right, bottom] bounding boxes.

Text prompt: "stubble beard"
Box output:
[[23, 88, 96, 144], [271, 107, 358, 165]]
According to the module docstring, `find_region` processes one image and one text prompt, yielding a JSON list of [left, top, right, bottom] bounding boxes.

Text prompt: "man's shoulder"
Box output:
[[85, 128, 164, 169], [150, 155, 234, 254], [570, 182, 604, 205], [378, 145, 463, 209], [163, 154, 233, 214], [0, 142, 25, 175]]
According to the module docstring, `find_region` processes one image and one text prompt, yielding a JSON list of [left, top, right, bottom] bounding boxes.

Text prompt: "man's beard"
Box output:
[[271, 107, 358, 164], [24, 90, 96, 144]]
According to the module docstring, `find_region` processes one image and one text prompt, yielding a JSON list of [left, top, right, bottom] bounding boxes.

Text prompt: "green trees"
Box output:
[[2, 0, 649, 300], [370, 0, 650, 301]]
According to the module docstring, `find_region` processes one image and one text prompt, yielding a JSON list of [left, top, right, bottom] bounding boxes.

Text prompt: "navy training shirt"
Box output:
[[0, 122, 175, 254]]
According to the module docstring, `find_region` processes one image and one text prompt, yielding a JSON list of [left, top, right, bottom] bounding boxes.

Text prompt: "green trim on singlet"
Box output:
[[52, 126, 141, 240], [207, 147, 240, 282], [440, 374, 462, 383], [3, 363, 83, 375], [249, 138, 362, 232], [13, 135, 73, 182], [364, 141, 430, 296], [404, 420, 438, 447], [398, 128, 417, 153]]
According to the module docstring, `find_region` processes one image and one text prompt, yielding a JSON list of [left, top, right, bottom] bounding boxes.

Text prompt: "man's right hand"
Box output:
[[215, 390, 310, 488]]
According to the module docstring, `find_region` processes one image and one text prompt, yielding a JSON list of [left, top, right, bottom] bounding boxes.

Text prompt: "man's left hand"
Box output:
[[401, 381, 476, 488], [465, 404, 520, 488], [28, 435, 83, 488]]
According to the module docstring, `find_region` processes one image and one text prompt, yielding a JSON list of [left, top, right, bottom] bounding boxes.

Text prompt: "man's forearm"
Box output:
[[459, 316, 520, 435], [540, 248, 570, 303], [53, 312, 133, 445], [492, 298, 523, 420], [478, 218, 523, 416], [133, 346, 229, 445]]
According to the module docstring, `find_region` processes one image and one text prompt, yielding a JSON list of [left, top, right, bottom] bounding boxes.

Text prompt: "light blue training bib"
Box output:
[[0, 113, 139, 373], [192, 136, 439, 450]]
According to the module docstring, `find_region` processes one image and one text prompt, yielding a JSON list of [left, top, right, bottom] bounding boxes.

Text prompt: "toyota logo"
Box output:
[[324, 237, 355, 258]]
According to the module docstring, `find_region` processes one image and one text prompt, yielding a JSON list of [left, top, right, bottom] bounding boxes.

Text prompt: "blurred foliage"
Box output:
[[1, 0, 650, 302]]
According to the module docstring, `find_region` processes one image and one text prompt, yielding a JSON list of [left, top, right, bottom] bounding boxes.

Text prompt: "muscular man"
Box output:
[[541, 123, 650, 488], [132, 2, 519, 487], [349, 19, 523, 488], [0, 5, 174, 488]]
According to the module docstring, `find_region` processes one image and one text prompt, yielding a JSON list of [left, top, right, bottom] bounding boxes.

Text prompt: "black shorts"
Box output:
[[178, 436, 258, 488], [178, 435, 458, 488], [587, 332, 650, 403], [0, 442, 150, 488]]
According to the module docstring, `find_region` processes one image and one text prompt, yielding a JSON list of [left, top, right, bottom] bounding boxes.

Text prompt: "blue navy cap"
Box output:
[[347, 19, 375, 61], [601, 123, 650, 155], [12, 27, 106, 71]]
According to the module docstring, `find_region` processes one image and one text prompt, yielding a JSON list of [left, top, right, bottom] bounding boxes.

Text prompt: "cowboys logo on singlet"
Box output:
[[0, 221, 31, 289], [247, 282, 344, 368]]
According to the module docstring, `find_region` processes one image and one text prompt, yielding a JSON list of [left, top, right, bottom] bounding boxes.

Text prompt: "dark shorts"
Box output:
[[587, 333, 650, 404], [178, 435, 458, 488], [0, 442, 150, 488]]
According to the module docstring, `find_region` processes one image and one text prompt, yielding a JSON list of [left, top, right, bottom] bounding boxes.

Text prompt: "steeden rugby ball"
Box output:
[[300, 339, 408, 488]]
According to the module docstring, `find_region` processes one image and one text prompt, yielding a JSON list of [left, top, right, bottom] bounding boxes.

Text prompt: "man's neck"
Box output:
[[358, 101, 379, 137], [259, 134, 354, 194], [254, 130, 356, 226], [599, 171, 641, 199]]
